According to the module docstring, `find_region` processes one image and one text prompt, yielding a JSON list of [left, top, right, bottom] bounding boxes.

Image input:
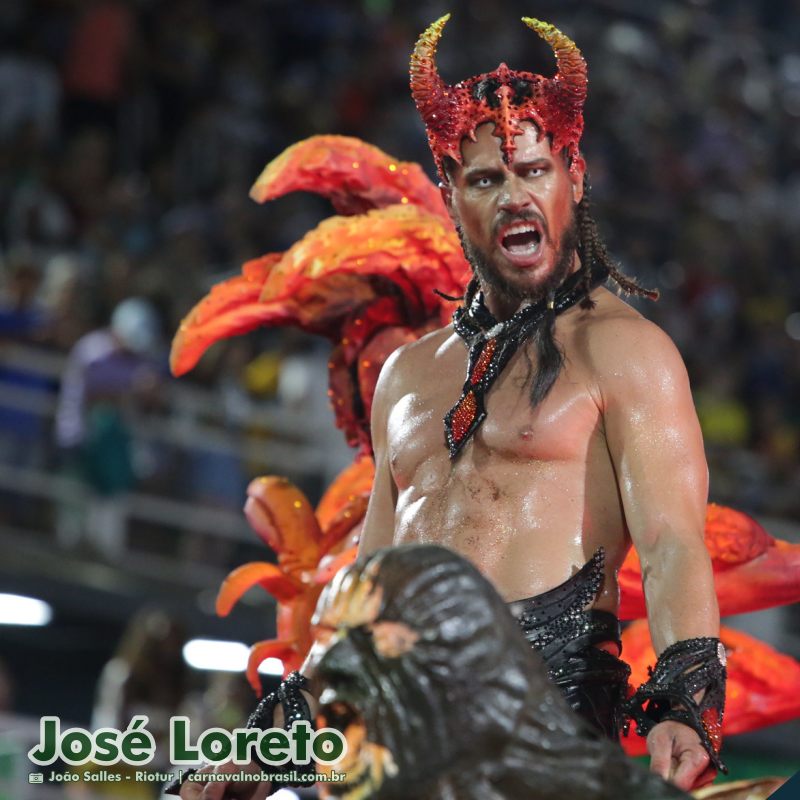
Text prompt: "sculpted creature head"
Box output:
[[310, 545, 689, 800]]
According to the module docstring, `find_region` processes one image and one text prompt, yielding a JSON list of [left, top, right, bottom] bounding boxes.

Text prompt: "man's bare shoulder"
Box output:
[[372, 324, 456, 410], [383, 324, 455, 378], [570, 288, 688, 392]]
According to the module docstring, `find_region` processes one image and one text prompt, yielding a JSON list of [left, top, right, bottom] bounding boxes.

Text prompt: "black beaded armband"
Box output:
[[164, 672, 314, 795], [247, 671, 314, 786], [247, 670, 312, 732], [163, 673, 314, 795], [622, 637, 727, 774]]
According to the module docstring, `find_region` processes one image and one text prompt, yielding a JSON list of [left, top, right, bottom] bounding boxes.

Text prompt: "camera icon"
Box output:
[[28, 773, 44, 784]]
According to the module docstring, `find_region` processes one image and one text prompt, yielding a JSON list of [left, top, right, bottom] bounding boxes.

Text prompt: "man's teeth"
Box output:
[[502, 225, 541, 255]]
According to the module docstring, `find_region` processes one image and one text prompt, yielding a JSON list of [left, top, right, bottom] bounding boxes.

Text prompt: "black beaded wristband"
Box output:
[[622, 637, 727, 774], [247, 670, 311, 734], [162, 672, 314, 795], [247, 671, 315, 786]]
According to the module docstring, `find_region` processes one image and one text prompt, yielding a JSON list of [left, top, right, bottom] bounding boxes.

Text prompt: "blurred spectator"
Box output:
[[92, 609, 188, 748], [55, 297, 164, 557], [62, 0, 136, 134], [0, 23, 60, 147], [4, 157, 76, 255], [181, 671, 254, 734], [0, 248, 47, 342], [0, 657, 14, 712], [277, 334, 356, 490], [38, 253, 93, 351], [85, 609, 189, 797], [0, 250, 54, 475]]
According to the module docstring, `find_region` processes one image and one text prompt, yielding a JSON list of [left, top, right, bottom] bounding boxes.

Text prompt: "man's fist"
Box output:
[[647, 720, 716, 791]]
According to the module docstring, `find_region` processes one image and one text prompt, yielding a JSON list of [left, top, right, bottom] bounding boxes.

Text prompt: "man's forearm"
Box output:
[[641, 536, 719, 654], [626, 537, 728, 777]]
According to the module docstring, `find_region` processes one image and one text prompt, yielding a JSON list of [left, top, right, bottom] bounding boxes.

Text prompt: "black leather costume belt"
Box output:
[[507, 548, 632, 739]]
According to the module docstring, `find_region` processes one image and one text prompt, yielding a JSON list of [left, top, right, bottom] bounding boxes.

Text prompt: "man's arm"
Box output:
[[358, 347, 402, 557], [595, 314, 719, 791], [598, 316, 717, 648]]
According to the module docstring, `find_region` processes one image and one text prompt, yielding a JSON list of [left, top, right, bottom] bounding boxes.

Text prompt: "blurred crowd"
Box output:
[[0, 0, 798, 518]]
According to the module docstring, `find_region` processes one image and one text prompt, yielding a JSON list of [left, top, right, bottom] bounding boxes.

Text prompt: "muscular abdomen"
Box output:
[[395, 453, 626, 605]]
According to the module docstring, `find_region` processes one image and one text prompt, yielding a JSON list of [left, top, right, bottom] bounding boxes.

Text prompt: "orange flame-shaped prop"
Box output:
[[250, 135, 447, 218], [216, 461, 373, 693], [171, 136, 470, 454]]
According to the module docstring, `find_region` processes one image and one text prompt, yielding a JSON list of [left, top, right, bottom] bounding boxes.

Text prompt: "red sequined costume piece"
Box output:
[[410, 14, 587, 178], [450, 391, 477, 444], [702, 708, 723, 755], [447, 337, 494, 448], [470, 338, 496, 384]]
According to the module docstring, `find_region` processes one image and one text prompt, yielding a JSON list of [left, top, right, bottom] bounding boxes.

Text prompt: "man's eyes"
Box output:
[[468, 167, 546, 187], [469, 175, 496, 188]]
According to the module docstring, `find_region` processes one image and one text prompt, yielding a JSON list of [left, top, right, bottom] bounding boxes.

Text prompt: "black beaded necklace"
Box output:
[[444, 263, 609, 458]]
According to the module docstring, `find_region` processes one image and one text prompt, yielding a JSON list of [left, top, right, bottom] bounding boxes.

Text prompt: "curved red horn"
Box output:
[[522, 17, 587, 107], [410, 14, 453, 136]]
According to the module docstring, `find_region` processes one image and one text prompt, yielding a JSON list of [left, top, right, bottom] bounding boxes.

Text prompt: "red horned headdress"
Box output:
[[410, 14, 587, 178]]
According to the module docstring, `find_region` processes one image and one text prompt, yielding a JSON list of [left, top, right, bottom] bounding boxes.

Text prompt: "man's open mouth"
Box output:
[[498, 220, 545, 264], [317, 696, 398, 799]]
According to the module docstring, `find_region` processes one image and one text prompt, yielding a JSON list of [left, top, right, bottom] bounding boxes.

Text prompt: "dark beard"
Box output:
[[457, 209, 579, 305]]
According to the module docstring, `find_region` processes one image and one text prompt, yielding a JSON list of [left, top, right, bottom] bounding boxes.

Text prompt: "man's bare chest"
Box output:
[[387, 344, 604, 490]]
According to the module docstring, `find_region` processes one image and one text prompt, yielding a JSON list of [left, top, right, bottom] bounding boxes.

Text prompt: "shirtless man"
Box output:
[[359, 121, 720, 789], [176, 16, 726, 799]]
